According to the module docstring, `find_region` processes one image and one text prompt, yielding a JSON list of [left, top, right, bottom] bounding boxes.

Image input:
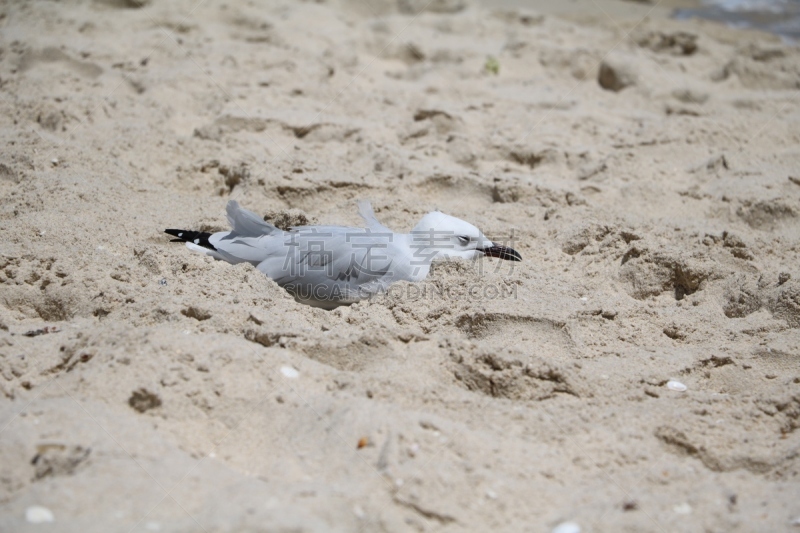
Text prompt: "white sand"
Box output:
[[1, 0, 799, 531]]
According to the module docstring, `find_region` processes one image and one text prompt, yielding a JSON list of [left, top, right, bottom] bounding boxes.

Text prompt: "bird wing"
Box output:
[[357, 200, 394, 233], [209, 233, 281, 265], [225, 200, 281, 237], [205, 201, 284, 265], [212, 201, 408, 305], [256, 227, 401, 303]]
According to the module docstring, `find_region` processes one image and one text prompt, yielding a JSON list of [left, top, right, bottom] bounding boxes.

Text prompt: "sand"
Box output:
[[1, 0, 799, 531]]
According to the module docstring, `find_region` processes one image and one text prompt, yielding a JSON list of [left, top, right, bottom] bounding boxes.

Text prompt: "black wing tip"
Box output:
[[164, 229, 217, 251]]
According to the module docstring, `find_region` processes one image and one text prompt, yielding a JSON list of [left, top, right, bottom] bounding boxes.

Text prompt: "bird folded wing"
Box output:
[[257, 230, 395, 297]]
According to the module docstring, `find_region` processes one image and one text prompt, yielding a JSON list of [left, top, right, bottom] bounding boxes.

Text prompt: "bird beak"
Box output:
[[481, 242, 522, 261]]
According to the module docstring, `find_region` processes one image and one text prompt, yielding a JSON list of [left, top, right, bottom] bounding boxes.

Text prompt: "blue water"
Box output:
[[673, 0, 800, 40]]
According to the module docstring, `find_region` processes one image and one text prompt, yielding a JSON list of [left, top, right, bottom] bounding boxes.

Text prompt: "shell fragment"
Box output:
[[667, 380, 687, 392]]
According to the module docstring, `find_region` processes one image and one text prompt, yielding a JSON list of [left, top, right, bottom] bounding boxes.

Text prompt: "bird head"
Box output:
[[411, 211, 522, 262]]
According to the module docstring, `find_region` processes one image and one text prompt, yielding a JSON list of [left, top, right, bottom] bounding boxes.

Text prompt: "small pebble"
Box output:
[[159, 278, 167, 286], [280, 366, 299, 379], [408, 443, 420, 457], [485, 489, 498, 500], [51, 158, 59, 166], [673, 502, 692, 515], [552, 521, 580, 533], [25, 505, 55, 523], [667, 380, 687, 392]]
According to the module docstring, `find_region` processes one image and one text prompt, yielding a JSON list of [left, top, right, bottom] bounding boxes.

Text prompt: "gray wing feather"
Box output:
[[257, 228, 397, 302], [358, 200, 393, 233], [226, 200, 280, 237], [210, 234, 276, 265], [206, 201, 404, 306]]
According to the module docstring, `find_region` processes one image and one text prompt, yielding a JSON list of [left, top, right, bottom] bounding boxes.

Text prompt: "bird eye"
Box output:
[[457, 236, 469, 245]]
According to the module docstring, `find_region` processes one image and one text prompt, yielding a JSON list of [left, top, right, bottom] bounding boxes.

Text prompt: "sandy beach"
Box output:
[[1, 0, 799, 531]]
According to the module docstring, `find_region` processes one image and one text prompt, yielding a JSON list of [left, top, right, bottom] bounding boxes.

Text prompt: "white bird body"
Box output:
[[166, 200, 520, 309]]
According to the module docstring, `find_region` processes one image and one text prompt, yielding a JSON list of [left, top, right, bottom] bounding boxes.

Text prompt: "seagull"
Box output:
[[165, 200, 521, 309]]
